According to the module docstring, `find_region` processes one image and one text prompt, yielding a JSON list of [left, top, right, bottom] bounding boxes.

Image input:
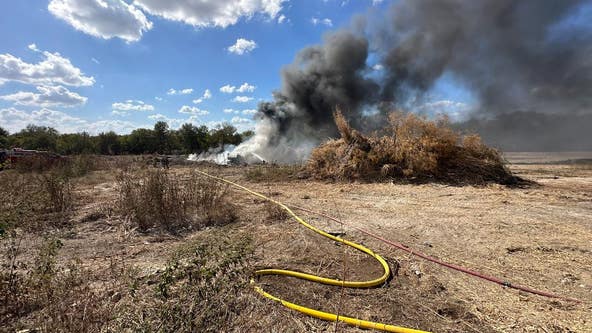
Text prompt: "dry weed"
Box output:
[[307, 109, 519, 185], [0, 170, 74, 233], [1, 235, 113, 332], [116, 169, 237, 233], [105, 227, 254, 332]]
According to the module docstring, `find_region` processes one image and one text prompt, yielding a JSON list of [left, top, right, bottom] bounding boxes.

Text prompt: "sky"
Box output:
[[1, 0, 412, 135]]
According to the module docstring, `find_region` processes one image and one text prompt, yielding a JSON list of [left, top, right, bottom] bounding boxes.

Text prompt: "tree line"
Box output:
[[0, 121, 254, 155]]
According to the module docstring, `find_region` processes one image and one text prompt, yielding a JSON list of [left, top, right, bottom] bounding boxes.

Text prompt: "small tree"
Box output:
[[96, 131, 122, 155], [0, 126, 8, 148], [15, 125, 59, 151], [154, 121, 170, 154], [178, 123, 199, 154], [209, 124, 242, 148]]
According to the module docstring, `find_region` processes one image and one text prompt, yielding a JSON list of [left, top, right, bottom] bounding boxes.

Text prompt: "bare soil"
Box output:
[[3, 153, 591, 332]]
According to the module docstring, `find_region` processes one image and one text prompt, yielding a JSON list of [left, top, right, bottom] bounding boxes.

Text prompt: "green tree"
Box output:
[[209, 124, 242, 148], [126, 128, 156, 154], [57, 132, 95, 154], [178, 123, 205, 153], [96, 131, 122, 155], [154, 121, 170, 154], [0, 126, 8, 149], [14, 125, 59, 151]]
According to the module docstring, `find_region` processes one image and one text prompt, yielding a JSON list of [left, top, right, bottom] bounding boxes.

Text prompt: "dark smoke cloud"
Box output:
[[256, 31, 379, 141], [252, 0, 592, 158], [380, 0, 591, 115]]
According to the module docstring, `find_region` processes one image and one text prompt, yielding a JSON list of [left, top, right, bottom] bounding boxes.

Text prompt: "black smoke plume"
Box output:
[[248, 0, 591, 162]]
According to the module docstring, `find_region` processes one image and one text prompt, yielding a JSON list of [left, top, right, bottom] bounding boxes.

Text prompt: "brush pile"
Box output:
[[306, 110, 518, 185]]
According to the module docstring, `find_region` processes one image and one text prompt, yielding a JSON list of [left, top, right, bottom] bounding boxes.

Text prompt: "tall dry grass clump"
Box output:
[[0, 170, 74, 233], [307, 109, 518, 185], [116, 169, 237, 233]]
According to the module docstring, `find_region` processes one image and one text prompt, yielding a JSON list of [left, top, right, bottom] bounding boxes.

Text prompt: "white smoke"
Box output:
[[188, 117, 317, 165]]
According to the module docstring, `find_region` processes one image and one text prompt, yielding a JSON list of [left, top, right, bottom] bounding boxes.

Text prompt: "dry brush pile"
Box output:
[[307, 110, 519, 185]]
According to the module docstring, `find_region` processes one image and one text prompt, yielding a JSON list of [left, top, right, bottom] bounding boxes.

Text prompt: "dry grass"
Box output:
[[307, 110, 520, 185], [105, 227, 254, 332], [2, 155, 589, 333], [116, 169, 237, 233], [1, 235, 113, 333], [244, 164, 302, 182], [0, 170, 74, 233], [264, 201, 289, 221]]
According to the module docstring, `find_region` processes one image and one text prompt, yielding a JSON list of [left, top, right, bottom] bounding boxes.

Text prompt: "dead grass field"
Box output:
[[1, 153, 591, 332]]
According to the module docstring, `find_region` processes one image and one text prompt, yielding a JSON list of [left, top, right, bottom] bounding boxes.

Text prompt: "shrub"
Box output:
[[307, 109, 519, 185], [185, 172, 237, 227]]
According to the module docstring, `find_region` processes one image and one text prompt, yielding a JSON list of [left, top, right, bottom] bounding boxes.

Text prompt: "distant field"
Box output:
[[504, 151, 592, 164]]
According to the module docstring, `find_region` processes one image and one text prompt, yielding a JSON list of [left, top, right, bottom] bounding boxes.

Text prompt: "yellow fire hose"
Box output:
[[195, 169, 429, 333]]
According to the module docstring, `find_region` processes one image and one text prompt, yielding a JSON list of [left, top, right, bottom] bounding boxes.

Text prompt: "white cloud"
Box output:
[[277, 14, 287, 24], [232, 95, 253, 103], [223, 108, 239, 114], [179, 105, 209, 116], [372, 0, 384, 5], [148, 113, 186, 128], [228, 38, 257, 55], [231, 116, 252, 124], [112, 100, 154, 111], [111, 110, 129, 116], [192, 88, 212, 103], [0, 50, 95, 87], [167, 88, 193, 95], [0, 107, 86, 133], [237, 82, 256, 93], [48, 0, 152, 42], [0, 85, 87, 108], [86, 119, 141, 134], [155, 96, 163, 101], [312, 17, 333, 27], [91, 57, 100, 64], [0, 107, 144, 134], [134, 0, 285, 28], [220, 84, 236, 94], [220, 82, 255, 93], [242, 109, 257, 115], [202, 88, 212, 99], [28, 43, 40, 52]]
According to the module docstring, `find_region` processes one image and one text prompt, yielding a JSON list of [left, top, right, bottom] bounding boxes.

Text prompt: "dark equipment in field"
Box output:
[[0, 148, 65, 170]]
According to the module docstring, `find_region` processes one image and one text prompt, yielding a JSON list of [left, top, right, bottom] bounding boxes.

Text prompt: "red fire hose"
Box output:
[[290, 204, 582, 303]]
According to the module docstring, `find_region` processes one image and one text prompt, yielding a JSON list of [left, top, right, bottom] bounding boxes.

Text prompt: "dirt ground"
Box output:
[[3, 153, 591, 332]]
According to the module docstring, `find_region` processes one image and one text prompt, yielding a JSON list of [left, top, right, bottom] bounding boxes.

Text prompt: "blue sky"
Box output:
[[0, 0, 472, 134]]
